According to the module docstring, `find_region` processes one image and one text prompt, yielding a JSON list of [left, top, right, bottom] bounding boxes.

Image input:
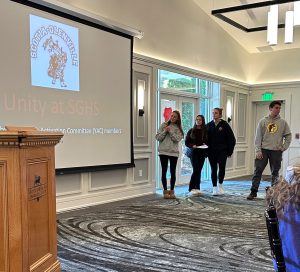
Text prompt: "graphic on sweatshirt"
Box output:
[[267, 123, 278, 134]]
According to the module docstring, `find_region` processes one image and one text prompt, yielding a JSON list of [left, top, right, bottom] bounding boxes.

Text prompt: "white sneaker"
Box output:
[[218, 184, 225, 195], [212, 187, 218, 196]]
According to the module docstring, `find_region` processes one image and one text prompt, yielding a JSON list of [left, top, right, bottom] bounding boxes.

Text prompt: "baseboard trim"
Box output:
[[56, 188, 154, 213]]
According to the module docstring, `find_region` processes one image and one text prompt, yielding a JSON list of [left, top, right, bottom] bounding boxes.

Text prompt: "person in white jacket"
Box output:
[[156, 110, 184, 199], [247, 101, 291, 200]]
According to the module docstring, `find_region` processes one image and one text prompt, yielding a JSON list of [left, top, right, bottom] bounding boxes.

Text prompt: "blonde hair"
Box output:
[[266, 164, 300, 218]]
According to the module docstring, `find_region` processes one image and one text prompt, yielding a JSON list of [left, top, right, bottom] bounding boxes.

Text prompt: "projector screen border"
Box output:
[[9, 0, 135, 174]]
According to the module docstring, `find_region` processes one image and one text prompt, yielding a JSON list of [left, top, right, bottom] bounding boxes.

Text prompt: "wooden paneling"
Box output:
[[0, 161, 8, 272], [0, 130, 62, 272], [237, 93, 247, 143], [7, 147, 22, 272], [28, 159, 50, 267]]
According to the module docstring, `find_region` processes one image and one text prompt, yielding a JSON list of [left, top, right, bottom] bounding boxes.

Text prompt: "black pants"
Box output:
[[208, 150, 228, 187], [159, 155, 178, 190], [251, 149, 282, 193], [189, 149, 206, 191]]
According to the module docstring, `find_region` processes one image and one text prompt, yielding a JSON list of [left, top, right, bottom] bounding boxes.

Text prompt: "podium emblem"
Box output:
[[28, 175, 47, 201]]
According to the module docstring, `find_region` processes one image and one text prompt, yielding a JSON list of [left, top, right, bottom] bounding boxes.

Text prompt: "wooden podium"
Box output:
[[0, 127, 63, 272]]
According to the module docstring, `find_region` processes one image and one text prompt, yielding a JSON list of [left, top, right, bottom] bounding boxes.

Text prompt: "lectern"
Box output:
[[0, 127, 63, 272]]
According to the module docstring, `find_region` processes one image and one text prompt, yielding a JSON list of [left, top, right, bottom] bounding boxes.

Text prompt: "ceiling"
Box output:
[[195, 0, 300, 53]]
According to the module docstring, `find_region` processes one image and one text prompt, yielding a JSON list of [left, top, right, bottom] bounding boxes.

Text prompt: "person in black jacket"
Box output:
[[185, 115, 208, 196], [207, 108, 236, 195]]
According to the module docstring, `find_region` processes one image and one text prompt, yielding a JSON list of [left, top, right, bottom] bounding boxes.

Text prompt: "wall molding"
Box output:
[[133, 53, 250, 90], [251, 81, 300, 89]]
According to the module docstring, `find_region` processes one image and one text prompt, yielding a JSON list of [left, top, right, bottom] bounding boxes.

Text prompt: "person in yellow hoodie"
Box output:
[[247, 101, 291, 200]]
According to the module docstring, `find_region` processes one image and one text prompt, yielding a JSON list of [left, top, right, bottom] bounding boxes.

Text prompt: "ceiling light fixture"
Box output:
[[294, 1, 300, 25], [285, 10, 294, 43], [267, 5, 278, 45], [211, 0, 298, 46]]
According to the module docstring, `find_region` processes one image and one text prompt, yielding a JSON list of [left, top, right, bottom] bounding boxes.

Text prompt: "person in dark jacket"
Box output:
[[185, 115, 208, 196], [207, 108, 236, 195]]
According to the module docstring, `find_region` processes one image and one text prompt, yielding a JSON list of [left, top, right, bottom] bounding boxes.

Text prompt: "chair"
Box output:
[[265, 203, 286, 272]]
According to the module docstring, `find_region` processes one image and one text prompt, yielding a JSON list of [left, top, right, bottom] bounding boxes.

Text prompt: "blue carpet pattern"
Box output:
[[57, 180, 274, 271]]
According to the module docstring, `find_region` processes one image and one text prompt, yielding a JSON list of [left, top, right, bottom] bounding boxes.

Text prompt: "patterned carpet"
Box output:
[[57, 180, 275, 272]]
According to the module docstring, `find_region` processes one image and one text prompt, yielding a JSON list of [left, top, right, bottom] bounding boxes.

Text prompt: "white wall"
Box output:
[[248, 49, 300, 84], [57, 0, 300, 84], [55, 0, 250, 82]]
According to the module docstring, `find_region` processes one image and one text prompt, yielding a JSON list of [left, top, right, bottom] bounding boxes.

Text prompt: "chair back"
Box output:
[[265, 204, 286, 272]]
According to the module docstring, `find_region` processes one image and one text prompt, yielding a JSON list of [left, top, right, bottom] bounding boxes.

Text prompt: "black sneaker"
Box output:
[[247, 191, 257, 200]]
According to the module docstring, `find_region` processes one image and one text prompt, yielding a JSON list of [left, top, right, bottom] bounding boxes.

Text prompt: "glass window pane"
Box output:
[[212, 82, 220, 108], [200, 98, 209, 120], [181, 102, 194, 134], [200, 80, 208, 96], [212, 86, 220, 110], [159, 70, 196, 93], [180, 101, 194, 177]]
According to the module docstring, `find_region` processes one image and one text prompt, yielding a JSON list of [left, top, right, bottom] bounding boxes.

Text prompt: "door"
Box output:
[[157, 94, 197, 187], [253, 101, 285, 176]]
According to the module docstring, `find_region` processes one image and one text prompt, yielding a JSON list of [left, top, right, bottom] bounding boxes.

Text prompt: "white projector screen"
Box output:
[[0, 0, 134, 173]]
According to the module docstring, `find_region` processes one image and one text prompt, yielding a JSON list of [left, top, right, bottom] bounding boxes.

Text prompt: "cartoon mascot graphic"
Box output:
[[267, 122, 278, 134], [43, 36, 67, 87]]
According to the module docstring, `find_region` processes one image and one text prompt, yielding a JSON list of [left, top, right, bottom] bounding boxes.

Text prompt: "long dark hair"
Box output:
[[167, 110, 184, 136], [191, 115, 207, 140]]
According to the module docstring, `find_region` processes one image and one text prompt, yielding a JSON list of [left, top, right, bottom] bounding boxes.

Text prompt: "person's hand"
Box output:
[[193, 145, 197, 148], [256, 151, 263, 160], [165, 126, 171, 132]]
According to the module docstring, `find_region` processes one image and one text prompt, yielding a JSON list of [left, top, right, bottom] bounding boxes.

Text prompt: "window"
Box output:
[[158, 70, 197, 93], [157, 69, 221, 184], [200, 81, 220, 122]]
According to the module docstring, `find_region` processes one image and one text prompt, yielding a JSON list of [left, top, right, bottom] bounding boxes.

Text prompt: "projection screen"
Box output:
[[0, 0, 134, 173]]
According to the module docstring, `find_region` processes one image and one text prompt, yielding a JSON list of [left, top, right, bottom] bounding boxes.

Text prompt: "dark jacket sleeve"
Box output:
[[206, 122, 213, 147], [185, 129, 193, 148], [203, 128, 208, 145], [225, 122, 236, 156]]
